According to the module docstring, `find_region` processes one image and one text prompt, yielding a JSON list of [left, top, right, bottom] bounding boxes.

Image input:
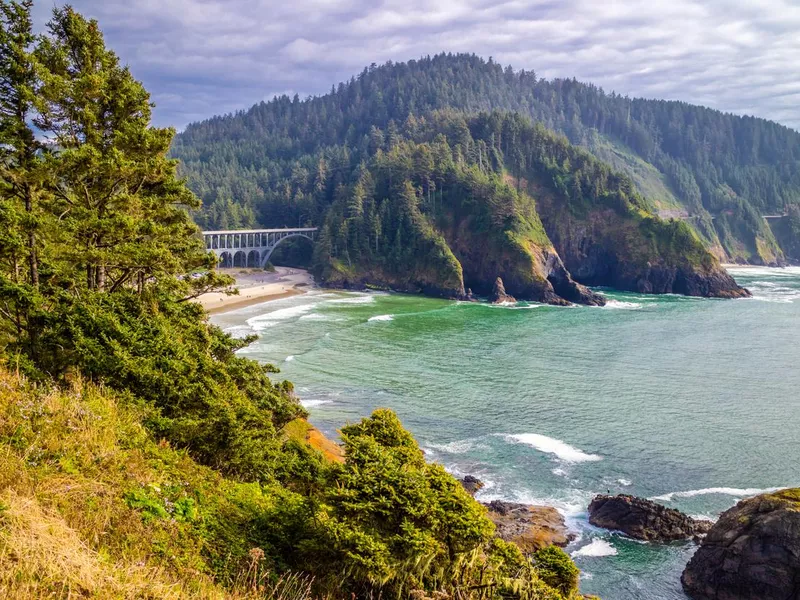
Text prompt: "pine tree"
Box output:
[[34, 6, 212, 293]]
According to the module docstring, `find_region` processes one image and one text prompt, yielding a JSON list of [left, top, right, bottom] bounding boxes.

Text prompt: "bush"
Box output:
[[532, 546, 580, 596]]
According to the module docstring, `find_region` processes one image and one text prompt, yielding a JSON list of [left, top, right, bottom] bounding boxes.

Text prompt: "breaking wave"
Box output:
[[300, 399, 334, 409], [603, 300, 643, 310], [651, 486, 788, 502], [504, 433, 602, 463], [368, 314, 394, 322], [572, 539, 618, 558]]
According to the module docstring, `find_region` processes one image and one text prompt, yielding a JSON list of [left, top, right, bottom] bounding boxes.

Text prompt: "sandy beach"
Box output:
[[195, 267, 314, 314]]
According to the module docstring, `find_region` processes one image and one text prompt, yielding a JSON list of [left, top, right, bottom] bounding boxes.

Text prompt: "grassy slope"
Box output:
[[0, 368, 315, 600]]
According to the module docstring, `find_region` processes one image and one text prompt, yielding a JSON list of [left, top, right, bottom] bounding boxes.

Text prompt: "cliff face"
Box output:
[[536, 199, 750, 298], [682, 489, 800, 600], [314, 111, 750, 304], [509, 132, 750, 299]]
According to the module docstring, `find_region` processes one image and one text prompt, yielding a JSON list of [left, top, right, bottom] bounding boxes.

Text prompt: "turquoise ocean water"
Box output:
[[212, 267, 800, 600]]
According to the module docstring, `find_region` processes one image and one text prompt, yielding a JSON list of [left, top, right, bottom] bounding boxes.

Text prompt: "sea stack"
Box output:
[[489, 277, 516, 304], [588, 494, 712, 542], [682, 489, 800, 600]]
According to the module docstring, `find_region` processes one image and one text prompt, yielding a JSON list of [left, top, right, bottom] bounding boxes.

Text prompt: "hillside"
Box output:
[[171, 53, 800, 265], [310, 110, 745, 303], [0, 5, 587, 599]]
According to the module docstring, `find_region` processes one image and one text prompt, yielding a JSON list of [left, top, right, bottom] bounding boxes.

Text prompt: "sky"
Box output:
[[32, 0, 800, 131]]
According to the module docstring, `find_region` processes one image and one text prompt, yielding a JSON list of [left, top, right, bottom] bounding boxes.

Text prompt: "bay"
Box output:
[[212, 266, 800, 600]]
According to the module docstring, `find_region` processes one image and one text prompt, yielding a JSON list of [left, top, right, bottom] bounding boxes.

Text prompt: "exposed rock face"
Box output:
[[544, 252, 606, 306], [681, 489, 800, 600], [484, 500, 574, 553], [588, 494, 712, 541], [459, 475, 484, 495], [488, 277, 516, 304]]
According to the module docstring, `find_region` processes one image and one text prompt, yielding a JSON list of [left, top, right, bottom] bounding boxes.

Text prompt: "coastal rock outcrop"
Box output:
[[459, 475, 485, 495], [681, 489, 800, 600], [588, 494, 712, 541], [488, 277, 516, 304], [484, 500, 574, 553]]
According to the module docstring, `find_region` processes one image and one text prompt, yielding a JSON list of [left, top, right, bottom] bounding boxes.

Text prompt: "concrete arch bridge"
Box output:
[[202, 228, 318, 269]]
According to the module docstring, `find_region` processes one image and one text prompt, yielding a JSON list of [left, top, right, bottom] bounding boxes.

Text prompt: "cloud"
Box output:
[[34, 0, 800, 131]]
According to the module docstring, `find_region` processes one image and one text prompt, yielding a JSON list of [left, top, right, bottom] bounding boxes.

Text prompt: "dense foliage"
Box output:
[[172, 53, 800, 264], [308, 108, 732, 302], [0, 3, 584, 598]]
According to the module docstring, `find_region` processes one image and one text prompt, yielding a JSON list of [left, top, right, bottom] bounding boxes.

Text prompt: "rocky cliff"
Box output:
[[681, 488, 800, 600], [314, 111, 750, 304], [588, 494, 712, 542]]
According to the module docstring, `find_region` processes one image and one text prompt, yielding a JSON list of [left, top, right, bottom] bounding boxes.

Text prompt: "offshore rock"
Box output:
[[484, 500, 574, 553], [682, 489, 800, 600], [459, 475, 485, 495], [488, 277, 516, 304], [588, 494, 712, 542]]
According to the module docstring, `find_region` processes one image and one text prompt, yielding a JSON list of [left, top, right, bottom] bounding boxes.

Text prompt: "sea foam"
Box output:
[[504, 433, 602, 463], [301, 399, 334, 408], [571, 539, 618, 558], [368, 314, 394, 322], [326, 294, 378, 305], [651, 486, 787, 502], [603, 300, 643, 310], [246, 303, 317, 327]]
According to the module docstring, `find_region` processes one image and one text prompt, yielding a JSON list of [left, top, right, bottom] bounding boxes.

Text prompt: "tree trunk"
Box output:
[[23, 189, 38, 288]]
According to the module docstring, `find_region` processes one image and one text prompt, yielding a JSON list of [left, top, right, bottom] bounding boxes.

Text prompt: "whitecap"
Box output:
[[651, 486, 788, 502], [301, 399, 333, 408], [299, 313, 330, 321], [617, 479, 632, 486], [425, 439, 487, 454], [552, 468, 568, 477], [571, 539, 618, 558], [368, 314, 394, 322], [504, 433, 602, 463], [285, 355, 295, 362], [326, 295, 378, 305], [246, 303, 317, 327], [603, 300, 643, 310]]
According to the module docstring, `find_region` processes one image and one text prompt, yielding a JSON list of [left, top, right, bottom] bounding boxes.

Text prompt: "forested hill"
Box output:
[[172, 53, 800, 265]]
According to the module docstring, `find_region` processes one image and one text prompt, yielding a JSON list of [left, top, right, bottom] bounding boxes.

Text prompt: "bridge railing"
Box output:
[[202, 228, 317, 251], [201, 228, 318, 268]]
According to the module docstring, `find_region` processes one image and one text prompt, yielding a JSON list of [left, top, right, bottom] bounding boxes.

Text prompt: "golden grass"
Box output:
[[0, 368, 317, 599]]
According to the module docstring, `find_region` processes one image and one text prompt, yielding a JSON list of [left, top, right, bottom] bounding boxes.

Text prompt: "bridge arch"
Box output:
[[202, 228, 318, 269], [260, 233, 314, 268], [247, 250, 261, 268]]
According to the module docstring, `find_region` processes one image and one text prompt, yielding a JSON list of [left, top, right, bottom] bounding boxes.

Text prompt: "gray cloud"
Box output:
[[34, 0, 800, 130]]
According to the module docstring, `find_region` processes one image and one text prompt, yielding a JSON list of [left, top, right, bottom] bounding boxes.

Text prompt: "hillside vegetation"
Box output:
[[0, 3, 585, 598], [312, 110, 746, 302], [172, 53, 800, 265]]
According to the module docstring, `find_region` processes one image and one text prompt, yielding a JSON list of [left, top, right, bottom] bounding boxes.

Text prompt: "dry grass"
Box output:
[[0, 368, 317, 600]]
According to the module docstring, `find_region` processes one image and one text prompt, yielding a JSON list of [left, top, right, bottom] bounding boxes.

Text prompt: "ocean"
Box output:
[[211, 266, 800, 600]]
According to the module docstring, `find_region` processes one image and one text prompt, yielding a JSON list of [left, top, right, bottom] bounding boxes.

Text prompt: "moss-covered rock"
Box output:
[[682, 488, 800, 600]]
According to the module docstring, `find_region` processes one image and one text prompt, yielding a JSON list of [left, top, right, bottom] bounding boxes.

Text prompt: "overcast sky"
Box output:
[[33, 0, 800, 131]]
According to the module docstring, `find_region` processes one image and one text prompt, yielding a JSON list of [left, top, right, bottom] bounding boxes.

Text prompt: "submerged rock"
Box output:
[[488, 277, 516, 304], [588, 494, 712, 542], [681, 488, 800, 600], [459, 475, 484, 495], [484, 500, 574, 553]]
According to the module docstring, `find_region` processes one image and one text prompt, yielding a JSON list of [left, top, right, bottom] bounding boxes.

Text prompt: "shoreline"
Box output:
[[196, 267, 314, 315]]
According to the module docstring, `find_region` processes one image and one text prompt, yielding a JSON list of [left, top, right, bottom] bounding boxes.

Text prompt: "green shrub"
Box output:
[[532, 546, 580, 596]]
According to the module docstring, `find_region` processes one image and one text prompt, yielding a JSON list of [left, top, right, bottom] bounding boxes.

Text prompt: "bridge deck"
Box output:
[[202, 228, 317, 235]]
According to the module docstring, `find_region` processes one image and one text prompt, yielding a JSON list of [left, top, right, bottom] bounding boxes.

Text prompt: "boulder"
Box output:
[[459, 475, 484, 496], [484, 500, 574, 553], [588, 494, 712, 542], [488, 277, 516, 304], [681, 489, 800, 600]]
